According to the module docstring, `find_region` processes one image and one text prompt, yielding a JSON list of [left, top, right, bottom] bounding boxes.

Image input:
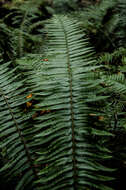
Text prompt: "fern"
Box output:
[[3, 0, 50, 58], [116, 0, 126, 47], [53, 0, 79, 12], [1, 3, 124, 188], [21, 15, 114, 190], [72, 0, 119, 52], [0, 60, 40, 190], [0, 22, 15, 61]]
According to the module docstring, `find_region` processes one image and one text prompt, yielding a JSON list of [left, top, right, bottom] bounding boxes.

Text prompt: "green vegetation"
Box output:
[[0, 0, 126, 189]]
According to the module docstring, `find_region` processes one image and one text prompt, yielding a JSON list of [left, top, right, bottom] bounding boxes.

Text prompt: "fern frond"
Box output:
[[72, 0, 120, 52], [116, 0, 126, 47], [0, 22, 15, 61], [102, 73, 126, 94], [0, 60, 39, 190], [3, 1, 44, 58], [27, 15, 114, 190]]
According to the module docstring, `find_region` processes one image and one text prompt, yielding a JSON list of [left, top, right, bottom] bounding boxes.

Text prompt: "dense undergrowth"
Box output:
[[0, 0, 126, 189]]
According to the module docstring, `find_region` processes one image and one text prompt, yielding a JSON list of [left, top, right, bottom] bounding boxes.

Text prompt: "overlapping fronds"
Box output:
[[100, 72, 126, 130], [0, 0, 126, 189], [102, 73, 126, 94], [72, 0, 119, 52], [3, 0, 48, 58]]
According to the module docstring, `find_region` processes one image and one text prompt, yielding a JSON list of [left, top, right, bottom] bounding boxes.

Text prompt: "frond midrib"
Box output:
[[58, 17, 77, 186]]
